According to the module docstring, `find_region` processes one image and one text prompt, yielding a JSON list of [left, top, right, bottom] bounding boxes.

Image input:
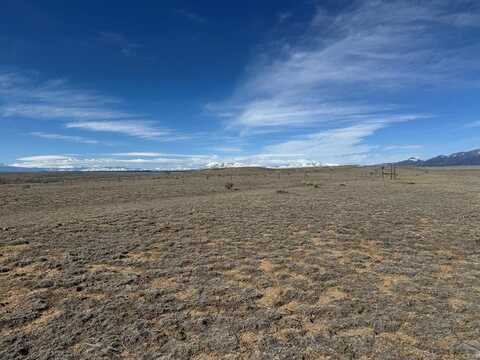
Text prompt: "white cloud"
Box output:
[[206, 0, 477, 163], [8, 148, 374, 170], [113, 152, 167, 157], [383, 144, 422, 151], [65, 121, 173, 140], [30, 132, 99, 144], [112, 152, 213, 159], [264, 122, 383, 164], [210, 1, 478, 129], [11, 152, 325, 170], [263, 120, 428, 165], [17, 155, 73, 162], [232, 99, 391, 128], [210, 146, 242, 153], [12, 154, 218, 170], [0, 71, 135, 121], [0, 71, 185, 140], [4, 104, 129, 120]]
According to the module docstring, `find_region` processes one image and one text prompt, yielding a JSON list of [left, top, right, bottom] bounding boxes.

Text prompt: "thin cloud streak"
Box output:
[[112, 152, 214, 159], [30, 132, 100, 144], [211, 2, 479, 128], [0, 71, 136, 121], [65, 121, 172, 140], [207, 0, 478, 163], [3, 104, 130, 120], [0, 71, 189, 141]]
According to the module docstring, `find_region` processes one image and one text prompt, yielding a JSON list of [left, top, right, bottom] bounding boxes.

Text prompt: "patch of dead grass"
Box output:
[[0, 288, 29, 313], [191, 353, 220, 360], [23, 308, 62, 333], [151, 277, 177, 289], [9, 263, 38, 275], [448, 298, 468, 311], [379, 274, 410, 295], [128, 248, 162, 261], [259, 259, 274, 272], [437, 264, 454, 279], [279, 300, 300, 313], [0, 243, 30, 261], [378, 331, 418, 346], [88, 264, 140, 274], [176, 288, 196, 300], [304, 319, 328, 335], [317, 287, 348, 305], [337, 327, 374, 337], [257, 287, 283, 307], [239, 331, 258, 345]]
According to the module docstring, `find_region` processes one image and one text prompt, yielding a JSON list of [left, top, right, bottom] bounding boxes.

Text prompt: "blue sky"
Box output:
[[2, 0, 480, 169]]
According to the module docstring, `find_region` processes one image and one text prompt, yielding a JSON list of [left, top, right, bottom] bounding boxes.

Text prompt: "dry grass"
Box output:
[[1, 167, 480, 359]]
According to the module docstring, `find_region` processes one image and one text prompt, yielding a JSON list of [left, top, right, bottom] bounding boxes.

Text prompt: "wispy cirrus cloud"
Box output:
[[112, 152, 212, 159], [30, 132, 99, 144], [0, 71, 131, 121], [209, 146, 242, 153], [207, 0, 479, 163], [65, 121, 172, 140], [264, 121, 426, 165], [3, 104, 130, 120], [0, 70, 186, 141], [383, 144, 422, 151], [263, 122, 383, 164], [211, 1, 480, 130]]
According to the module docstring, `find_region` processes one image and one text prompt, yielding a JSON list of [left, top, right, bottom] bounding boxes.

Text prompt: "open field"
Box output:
[[1, 167, 480, 359]]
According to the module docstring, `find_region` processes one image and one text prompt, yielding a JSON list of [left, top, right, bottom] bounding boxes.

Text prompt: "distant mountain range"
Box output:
[[0, 164, 139, 172], [395, 148, 480, 166], [205, 160, 324, 169], [3, 149, 480, 172]]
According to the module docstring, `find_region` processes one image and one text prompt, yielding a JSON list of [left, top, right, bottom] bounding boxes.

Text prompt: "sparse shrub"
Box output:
[[276, 189, 289, 194], [225, 182, 234, 190], [303, 181, 320, 188]]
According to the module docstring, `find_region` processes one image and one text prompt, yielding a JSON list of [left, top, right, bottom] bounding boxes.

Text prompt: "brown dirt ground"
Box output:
[[1, 167, 480, 359]]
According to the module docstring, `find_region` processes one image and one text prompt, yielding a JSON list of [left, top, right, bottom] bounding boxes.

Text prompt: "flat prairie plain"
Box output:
[[1, 167, 479, 359]]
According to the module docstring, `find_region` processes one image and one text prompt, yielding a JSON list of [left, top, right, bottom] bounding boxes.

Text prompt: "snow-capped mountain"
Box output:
[[394, 157, 424, 166], [205, 160, 324, 169], [395, 149, 480, 166]]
